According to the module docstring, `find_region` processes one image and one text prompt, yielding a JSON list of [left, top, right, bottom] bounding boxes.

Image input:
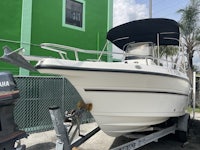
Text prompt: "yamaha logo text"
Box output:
[[0, 81, 10, 87]]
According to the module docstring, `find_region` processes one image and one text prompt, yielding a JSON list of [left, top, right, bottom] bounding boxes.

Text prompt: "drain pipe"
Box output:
[[193, 71, 196, 119]]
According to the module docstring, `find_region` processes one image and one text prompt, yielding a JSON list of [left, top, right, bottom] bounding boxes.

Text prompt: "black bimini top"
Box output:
[[107, 18, 180, 50]]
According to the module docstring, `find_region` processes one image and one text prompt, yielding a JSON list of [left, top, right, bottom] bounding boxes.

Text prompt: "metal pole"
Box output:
[[157, 33, 160, 65], [149, 0, 152, 18], [49, 106, 71, 150], [193, 72, 196, 119]]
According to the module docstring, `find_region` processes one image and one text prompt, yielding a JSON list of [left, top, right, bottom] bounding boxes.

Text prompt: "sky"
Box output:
[[112, 0, 190, 59], [113, 0, 189, 26]]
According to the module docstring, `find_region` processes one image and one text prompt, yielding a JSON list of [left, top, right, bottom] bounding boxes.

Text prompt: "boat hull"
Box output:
[[36, 59, 190, 137], [85, 91, 188, 136]]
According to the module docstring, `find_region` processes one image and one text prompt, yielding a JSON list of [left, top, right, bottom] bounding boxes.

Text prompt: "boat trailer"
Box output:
[[49, 106, 190, 150]]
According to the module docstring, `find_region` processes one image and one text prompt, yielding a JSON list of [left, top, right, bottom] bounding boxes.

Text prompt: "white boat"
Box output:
[[4, 18, 191, 137]]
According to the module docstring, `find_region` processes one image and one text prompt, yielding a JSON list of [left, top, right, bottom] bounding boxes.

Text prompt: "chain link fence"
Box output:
[[13, 76, 94, 133]]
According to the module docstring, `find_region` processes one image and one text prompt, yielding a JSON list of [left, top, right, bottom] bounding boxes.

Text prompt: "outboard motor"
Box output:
[[0, 72, 27, 150]]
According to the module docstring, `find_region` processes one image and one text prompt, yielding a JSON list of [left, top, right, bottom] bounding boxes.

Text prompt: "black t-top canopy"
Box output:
[[107, 18, 180, 50]]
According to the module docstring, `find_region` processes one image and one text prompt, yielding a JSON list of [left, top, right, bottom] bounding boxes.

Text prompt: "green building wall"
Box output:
[[0, 1, 22, 74], [0, 0, 113, 75]]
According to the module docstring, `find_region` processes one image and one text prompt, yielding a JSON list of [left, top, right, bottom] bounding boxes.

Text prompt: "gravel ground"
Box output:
[[21, 113, 200, 150]]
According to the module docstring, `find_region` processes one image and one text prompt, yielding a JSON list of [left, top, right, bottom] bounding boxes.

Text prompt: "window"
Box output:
[[63, 0, 85, 31], [66, 0, 83, 27]]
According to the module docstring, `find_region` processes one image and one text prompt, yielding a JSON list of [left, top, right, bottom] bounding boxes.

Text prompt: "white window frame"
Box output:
[[62, 0, 85, 31]]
